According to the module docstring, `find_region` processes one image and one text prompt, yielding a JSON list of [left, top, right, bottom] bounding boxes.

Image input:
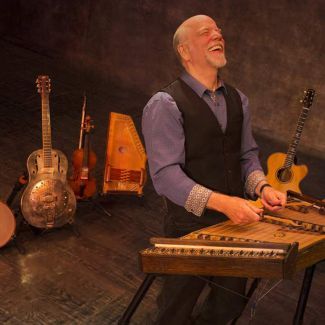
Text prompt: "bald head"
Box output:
[[173, 15, 214, 63], [172, 14, 226, 76]]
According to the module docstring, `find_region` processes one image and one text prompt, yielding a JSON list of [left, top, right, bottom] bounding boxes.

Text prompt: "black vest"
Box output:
[[161, 78, 244, 235]]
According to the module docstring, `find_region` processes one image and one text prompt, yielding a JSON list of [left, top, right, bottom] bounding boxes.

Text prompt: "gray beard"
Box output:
[[207, 55, 227, 69]]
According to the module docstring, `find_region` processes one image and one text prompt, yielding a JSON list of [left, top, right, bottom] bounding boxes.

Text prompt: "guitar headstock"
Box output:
[[301, 89, 315, 108], [36, 75, 51, 94]]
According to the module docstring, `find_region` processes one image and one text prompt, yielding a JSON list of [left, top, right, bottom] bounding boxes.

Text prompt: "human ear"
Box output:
[[178, 43, 190, 62]]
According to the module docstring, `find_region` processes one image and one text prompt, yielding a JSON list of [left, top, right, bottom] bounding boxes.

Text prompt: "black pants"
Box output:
[[154, 275, 247, 325]]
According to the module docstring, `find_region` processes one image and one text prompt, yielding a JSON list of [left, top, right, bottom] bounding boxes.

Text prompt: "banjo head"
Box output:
[[0, 202, 16, 247]]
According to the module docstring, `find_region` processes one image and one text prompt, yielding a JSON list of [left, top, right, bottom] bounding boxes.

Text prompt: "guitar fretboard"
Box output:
[[283, 106, 310, 168], [41, 92, 53, 168], [282, 89, 315, 169]]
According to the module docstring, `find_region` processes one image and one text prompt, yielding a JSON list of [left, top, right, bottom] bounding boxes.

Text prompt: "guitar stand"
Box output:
[[91, 196, 112, 217], [10, 210, 27, 255], [29, 220, 81, 238], [69, 222, 81, 237], [6, 171, 28, 207], [77, 194, 112, 217], [60, 221, 80, 238]]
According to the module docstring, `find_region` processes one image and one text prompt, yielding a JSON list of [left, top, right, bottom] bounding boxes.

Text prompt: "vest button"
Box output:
[[228, 170, 232, 174]]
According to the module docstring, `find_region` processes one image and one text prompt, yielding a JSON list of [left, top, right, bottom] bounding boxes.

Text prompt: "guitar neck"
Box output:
[[283, 106, 309, 168], [283, 89, 315, 169], [41, 92, 53, 168]]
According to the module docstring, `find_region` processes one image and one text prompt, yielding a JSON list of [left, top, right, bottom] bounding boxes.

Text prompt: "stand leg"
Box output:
[[11, 211, 27, 254], [244, 278, 261, 299], [6, 172, 28, 207], [118, 274, 156, 325], [70, 223, 81, 237], [91, 198, 111, 217], [38, 222, 81, 238], [230, 278, 261, 325], [11, 236, 26, 255], [293, 264, 316, 325], [76, 195, 112, 217]]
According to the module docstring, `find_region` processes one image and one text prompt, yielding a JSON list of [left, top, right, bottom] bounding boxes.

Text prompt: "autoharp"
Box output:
[[103, 112, 147, 195], [140, 201, 325, 279]]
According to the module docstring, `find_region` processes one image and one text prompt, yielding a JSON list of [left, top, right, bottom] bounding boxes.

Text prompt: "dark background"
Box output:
[[0, 0, 324, 156]]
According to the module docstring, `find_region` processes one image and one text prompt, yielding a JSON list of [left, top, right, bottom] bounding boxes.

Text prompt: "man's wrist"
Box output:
[[258, 183, 272, 197], [245, 170, 267, 199], [206, 192, 225, 212]]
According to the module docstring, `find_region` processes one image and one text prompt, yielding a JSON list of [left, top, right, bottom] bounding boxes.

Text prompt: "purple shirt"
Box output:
[[142, 72, 263, 207]]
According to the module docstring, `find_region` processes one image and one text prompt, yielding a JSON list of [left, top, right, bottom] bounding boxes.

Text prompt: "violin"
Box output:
[[69, 97, 97, 199]]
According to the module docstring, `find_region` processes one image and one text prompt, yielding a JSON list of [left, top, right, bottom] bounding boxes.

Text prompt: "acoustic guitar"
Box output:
[[20, 76, 76, 228], [266, 89, 315, 193]]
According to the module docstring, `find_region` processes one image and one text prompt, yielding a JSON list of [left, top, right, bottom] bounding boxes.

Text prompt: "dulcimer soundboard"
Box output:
[[140, 197, 325, 279], [103, 112, 147, 196]]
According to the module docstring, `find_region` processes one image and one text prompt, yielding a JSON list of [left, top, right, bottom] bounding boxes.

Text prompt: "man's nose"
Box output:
[[211, 28, 223, 40]]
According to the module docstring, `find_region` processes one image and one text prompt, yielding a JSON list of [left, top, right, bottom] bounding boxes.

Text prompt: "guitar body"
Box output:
[[21, 149, 76, 228], [266, 152, 308, 193], [251, 89, 314, 209]]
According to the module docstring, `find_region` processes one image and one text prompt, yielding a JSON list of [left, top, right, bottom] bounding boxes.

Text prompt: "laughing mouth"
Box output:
[[208, 44, 224, 52]]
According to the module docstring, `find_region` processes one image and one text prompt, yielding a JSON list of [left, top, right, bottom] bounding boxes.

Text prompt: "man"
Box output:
[[142, 15, 286, 325]]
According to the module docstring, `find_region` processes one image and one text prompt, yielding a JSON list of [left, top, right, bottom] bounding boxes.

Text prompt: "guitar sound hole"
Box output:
[[277, 168, 292, 183]]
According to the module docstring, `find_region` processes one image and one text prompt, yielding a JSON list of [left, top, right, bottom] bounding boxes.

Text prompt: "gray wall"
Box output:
[[1, 0, 324, 157]]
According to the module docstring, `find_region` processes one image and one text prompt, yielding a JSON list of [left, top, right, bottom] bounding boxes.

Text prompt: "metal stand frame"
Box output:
[[293, 264, 316, 325], [118, 264, 318, 325], [118, 274, 156, 325], [118, 275, 261, 325]]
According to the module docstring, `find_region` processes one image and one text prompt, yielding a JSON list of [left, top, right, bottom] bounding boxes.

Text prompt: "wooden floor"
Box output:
[[0, 39, 324, 324]]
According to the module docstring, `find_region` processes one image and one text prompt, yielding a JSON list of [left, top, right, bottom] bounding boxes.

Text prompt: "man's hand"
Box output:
[[207, 192, 263, 225], [260, 186, 286, 211]]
